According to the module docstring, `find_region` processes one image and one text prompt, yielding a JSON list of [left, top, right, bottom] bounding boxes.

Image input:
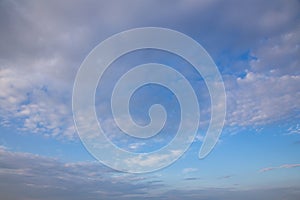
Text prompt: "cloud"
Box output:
[[183, 177, 202, 181], [0, 145, 7, 151], [224, 14, 300, 127], [260, 164, 300, 173], [182, 168, 198, 174], [0, 1, 299, 199], [250, 28, 300, 76], [124, 150, 181, 170], [0, 0, 299, 140], [1, 148, 300, 200], [0, 67, 76, 139], [219, 175, 233, 179], [160, 187, 300, 200], [129, 142, 146, 150], [226, 71, 300, 126], [293, 141, 300, 145], [0, 148, 164, 200], [287, 124, 300, 135]]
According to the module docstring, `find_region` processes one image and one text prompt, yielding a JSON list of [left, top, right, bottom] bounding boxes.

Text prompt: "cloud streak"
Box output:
[[260, 164, 300, 173]]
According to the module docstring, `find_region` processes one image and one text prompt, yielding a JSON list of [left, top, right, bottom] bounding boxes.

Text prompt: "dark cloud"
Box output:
[[0, 147, 163, 200], [160, 187, 300, 200], [1, 0, 299, 63], [219, 175, 233, 179], [294, 141, 300, 145], [1, 148, 300, 200], [183, 177, 201, 181]]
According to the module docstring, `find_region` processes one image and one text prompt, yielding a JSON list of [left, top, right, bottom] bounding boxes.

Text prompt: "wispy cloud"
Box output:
[[183, 177, 202, 181], [287, 124, 300, 135], [219, 175, 233, 179], [260, 164, 300, 173], [182, 168, 199, 174]]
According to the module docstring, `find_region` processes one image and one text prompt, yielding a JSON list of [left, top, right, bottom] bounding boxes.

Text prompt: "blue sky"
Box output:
[[0, 0, 300, 199]]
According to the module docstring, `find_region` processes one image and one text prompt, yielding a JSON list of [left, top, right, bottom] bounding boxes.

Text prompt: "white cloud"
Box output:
[[125, 150, 181, 169], [223, 16, 300, 128], [250, 28, 300, 76], [226, 72, 300, 126], [287, 124, 300, 135], [129, 142, 146, 150], [260, 164, 300, 173], [0, 67, 76, 139], [182, 168, 198, 174], [0, 0, 299, 140]]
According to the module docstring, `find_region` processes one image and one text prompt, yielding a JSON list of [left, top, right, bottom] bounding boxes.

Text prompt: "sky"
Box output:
[[0, 0, 300, 199]]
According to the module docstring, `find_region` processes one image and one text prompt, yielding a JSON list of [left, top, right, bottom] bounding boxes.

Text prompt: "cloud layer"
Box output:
[[1, 147, 300, 200], [0, 0, 299, 139]]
